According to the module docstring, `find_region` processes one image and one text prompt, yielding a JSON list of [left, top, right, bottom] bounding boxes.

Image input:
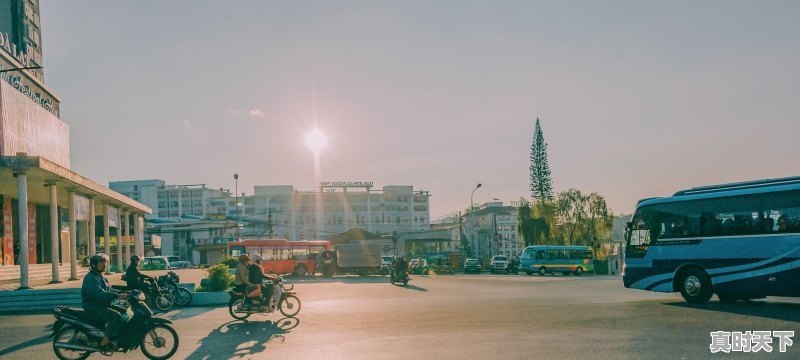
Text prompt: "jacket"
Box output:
[[248, 263, 266, 284], [81, 269, 118, 311], [234, 263, 252, 286], [124, 262, 148, 288]]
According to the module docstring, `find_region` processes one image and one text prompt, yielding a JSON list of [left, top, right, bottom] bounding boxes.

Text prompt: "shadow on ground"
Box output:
[[0, 332, 50, 357], [664, 299, 800, 323], [186, 317, 300, 360]]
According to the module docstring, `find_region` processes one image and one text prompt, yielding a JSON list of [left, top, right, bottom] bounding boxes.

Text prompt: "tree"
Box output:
[[517, 200, 552, 246], [530, 118, 554, 202]]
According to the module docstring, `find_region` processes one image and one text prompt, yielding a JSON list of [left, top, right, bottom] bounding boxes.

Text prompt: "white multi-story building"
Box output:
[[109, 181, 230, 220], [249, 183, 431, 240]]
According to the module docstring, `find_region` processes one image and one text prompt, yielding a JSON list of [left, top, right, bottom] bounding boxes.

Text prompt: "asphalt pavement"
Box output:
[[1, 273, 798, 359]]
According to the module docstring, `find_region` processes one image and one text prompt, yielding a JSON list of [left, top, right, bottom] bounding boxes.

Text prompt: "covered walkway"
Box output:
[[0, 154, 151, 289]]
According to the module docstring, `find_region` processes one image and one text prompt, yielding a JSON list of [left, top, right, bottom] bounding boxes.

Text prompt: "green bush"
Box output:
[[197, 263, 234, 292]]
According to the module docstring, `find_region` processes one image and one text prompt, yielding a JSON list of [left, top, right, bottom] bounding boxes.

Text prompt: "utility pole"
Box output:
[[267, 208, 275, 239]]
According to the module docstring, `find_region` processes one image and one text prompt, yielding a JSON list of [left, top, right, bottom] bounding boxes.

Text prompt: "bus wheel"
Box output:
[[679, 269, 713, 304], [538, 267, 547, 276], [525, 271, 533, 276], [294, 264, 307, 277], [574, 267, 583, 276]]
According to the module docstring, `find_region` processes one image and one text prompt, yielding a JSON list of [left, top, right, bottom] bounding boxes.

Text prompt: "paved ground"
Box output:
[[1, 274, 798, 359]]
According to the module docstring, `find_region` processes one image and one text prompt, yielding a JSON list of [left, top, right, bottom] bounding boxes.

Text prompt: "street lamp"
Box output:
[[469, 183, 482, 259], [234, 173, 240, 239]]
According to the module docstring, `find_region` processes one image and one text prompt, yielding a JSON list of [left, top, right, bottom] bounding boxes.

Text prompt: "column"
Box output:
[[88, 199, 96, 256], [123, 210, 130, 266], [48, 182, 61, 283], [133, 214, 142, 258], [138, 215, 145, 258], [103, 203, 111, 275], [116, 214, 123, 273], [16, 172, 30, 289], [68, 191, 78, 280]]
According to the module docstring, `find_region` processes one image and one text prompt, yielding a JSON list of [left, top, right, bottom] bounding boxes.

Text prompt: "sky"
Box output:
[[40, 1, 800, 218]]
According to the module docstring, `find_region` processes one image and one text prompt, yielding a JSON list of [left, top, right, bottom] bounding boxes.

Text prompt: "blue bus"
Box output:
[[623, 176, 800, 304], [520, 245, 594, 276]]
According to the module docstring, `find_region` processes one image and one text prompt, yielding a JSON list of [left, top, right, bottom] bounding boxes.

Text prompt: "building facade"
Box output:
[[465, 202, 523, 261], [0, 0, 44, 80]]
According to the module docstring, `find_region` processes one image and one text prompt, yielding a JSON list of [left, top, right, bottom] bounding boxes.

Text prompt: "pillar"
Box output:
[[103, 203, 111, 275], [134, 214, 143, 258], [116, 210, 123, 273], [68, 191, 78, 280], [123, 210, 130, 267], [16, 172, 30, 289], [88, 199, 96, 256], [48, 182, 61, 283]]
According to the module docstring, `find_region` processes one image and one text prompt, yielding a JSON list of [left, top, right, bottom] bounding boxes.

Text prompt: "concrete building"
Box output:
[[150, 217, 238, 265], [251, 183, 431, 240], [465, 202, 523, 262], [0, 2, 150, 288]]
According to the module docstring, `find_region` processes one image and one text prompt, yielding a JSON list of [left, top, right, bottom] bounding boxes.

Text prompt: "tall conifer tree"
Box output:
[[530, 118, 554, 202]]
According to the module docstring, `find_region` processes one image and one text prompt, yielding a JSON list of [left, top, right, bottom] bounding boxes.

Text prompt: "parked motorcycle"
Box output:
[[228, 276, 301, 320], [51, 290, 179, 360], [156, 272, 192, 307], [112, 278, 174, 312]]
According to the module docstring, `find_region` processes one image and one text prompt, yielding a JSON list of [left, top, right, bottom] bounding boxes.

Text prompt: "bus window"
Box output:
[[546, 250, 557, 261], [521, 249, 533, 260], [535, 250, 545, 260], [558, 250, 569, 260]]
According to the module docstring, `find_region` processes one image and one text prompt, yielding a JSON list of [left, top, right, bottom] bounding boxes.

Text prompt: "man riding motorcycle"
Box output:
[[82, 254, 127, 348], [124, 255, 154, 291], [249, 255, 280, 308], [392, 256, 409, 279]]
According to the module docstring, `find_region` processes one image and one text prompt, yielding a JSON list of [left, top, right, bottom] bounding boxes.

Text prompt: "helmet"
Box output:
[[89, 254, 108, 269], [252, 254, 262, 262], [238, 254, 250, 263], [130, 255, 140, 263]]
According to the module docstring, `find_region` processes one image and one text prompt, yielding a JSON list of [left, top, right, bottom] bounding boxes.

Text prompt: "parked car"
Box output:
[[489, 255, 510, 274], [142, 256, 171, 270], [409, 258, 429, 275], [169, 261, 194, 269], [464, 258, 482, 274]]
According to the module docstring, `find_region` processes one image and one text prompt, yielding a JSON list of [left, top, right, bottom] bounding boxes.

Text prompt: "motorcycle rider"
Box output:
[[124, 255, 153, 291], [82, 254, 127, 348], [393, 256, 409, 279], [233, 254, 256, 307], [250, 255, 280, 308]]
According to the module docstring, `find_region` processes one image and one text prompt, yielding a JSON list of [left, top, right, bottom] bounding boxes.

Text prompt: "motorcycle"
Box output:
[[112, 277, 174, 312], [389, 268, 410, 286], [156, 272, 192, 307], [228, 276, 301, 320], [50, 290, 179, 360]]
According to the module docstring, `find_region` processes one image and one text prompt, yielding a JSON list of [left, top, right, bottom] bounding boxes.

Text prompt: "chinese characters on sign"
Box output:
[[710, 331, 794, 353]]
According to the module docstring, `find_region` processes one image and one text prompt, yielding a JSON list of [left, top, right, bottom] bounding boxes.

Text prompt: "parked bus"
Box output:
[[623, 176, 800, 304], [520, 245, 593, 276], [229, 239, 331, 277]]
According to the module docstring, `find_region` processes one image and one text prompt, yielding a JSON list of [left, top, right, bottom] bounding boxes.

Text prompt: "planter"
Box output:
[[190, 291, 229, 306]]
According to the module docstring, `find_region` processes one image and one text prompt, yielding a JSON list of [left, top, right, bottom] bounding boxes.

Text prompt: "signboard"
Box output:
[[106, 206, 119, 228], [0, 52, 57, 116], [2, 197, 13, 265], [320, 181, 374, 188], [73, 194, 90, 221]]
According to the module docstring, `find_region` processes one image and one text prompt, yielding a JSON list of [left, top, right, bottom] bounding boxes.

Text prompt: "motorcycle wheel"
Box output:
[[228, 297, 251, 320], [140, 324, 179, 360], [154, 293, 175, 312], [172, 287, 193, 306], [52, 326, 92, 360], [279, 294, 302, 318], [403, 279, 408, 286]]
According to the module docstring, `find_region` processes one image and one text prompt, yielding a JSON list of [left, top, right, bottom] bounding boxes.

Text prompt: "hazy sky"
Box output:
[[41, 1, 800, 218]]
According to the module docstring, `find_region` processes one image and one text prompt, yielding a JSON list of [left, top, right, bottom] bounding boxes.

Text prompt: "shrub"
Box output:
[[196, 263, 233, 292]]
